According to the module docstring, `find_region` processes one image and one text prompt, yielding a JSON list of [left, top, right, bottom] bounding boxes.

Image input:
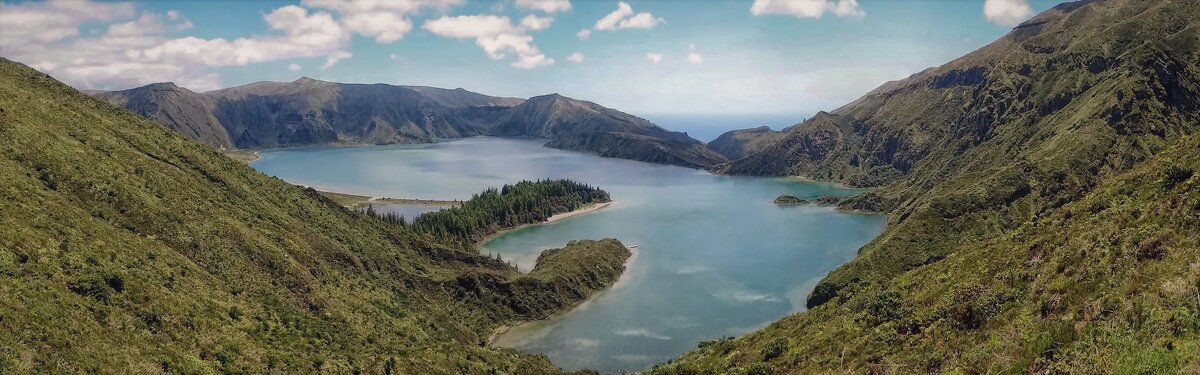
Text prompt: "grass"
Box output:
[[0, 57, 625, 374], [658, 0, 1200, 372], [222, 150, 260, 163]]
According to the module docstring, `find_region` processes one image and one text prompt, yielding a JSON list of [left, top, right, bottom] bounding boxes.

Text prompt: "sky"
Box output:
[[0, 0, 1063, 116]]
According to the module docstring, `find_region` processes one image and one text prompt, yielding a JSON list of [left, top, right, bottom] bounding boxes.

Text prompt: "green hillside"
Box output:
[[658, 134, 1199, 373], [0, 58, 628, 374], [657, 0, 1200, 372]]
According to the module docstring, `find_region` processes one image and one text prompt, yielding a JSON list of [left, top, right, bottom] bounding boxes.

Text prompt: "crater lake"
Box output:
[[250, 137, 885, 373]]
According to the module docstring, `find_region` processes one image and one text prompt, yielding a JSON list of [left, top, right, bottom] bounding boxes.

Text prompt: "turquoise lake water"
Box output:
[[251, 137, 885, 374]]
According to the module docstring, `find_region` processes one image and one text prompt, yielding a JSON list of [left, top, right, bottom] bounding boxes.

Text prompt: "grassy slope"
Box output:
[[0, 58, 626, 374], [658, 0, 1200, 372], [656, 135, 1199, 373]]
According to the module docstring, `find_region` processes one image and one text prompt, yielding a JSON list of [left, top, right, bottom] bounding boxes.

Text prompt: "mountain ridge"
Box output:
[[93, 79, 726, 168]]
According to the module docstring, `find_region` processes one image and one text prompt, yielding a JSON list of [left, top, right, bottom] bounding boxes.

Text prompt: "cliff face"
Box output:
[[210, 80, 481, 147], [93, 82, 233, 149], [657, 0, 1200, 372], [95, 82, 726, 168]]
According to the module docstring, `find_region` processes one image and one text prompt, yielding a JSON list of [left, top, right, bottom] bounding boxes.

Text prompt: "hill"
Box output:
[[93, 83, 233, 149], [705, 125, 783, 160], [494, 94, 727, 168], [93, 79, 726, 168], [0, 57, 630, 374], [658, 0, 1200, 372]]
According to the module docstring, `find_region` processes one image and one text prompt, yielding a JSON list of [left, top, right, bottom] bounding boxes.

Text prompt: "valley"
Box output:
[[2, 0, 1198, 373], [250, 137, 885, 373]]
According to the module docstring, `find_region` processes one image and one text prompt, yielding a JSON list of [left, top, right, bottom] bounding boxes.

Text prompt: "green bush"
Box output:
[[1159, 160, 1193, 190], [762, 337, 789, 360]]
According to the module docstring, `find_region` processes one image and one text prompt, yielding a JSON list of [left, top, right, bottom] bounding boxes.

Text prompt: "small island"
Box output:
[[773, 195, 810, 205], [773, 194, 845, 205]]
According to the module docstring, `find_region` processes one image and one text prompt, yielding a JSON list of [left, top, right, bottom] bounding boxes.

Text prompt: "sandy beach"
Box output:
[[547, 200, 613, 223], [477, 200, 616, 249]]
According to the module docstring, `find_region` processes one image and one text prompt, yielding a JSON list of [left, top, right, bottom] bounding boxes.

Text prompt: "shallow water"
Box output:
[[251, 137, 885, 374]]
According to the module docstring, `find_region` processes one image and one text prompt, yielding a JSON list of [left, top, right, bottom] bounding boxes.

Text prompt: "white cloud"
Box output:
[[423, 14, 554, 69], [983, 0, 1035, 27], [389, 53, 399, 60], [750, 0, 864, 19], [0, 0, 136, 44], [519, 15, 554, 31], [288, 63, 302, 71], [0, 1, 353, 91], [566, 52, 584, 63], [320, 50, 352, 69], [514, 0, 571, 13], [594, 2, 663, 31], [342, 12, 412, 42], [133, 6, 349, 66], [595, 2, 633, 30], [617, 12, 665, 29], [512, 53, 554, 69], [105, 12, 182, 37], [475, 33, 536, 59], [301, 0, 460, 14], [646, 52, 663, 64], [301, 0, 463, 42], [576, 28, 591, 40], [424, 15, 520, 39], [687, 44, 702, 64]]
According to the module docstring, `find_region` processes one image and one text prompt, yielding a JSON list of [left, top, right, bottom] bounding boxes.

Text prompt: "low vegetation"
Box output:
[[658, 0, 1200, 372], [0, 58, 625, 374], [657, 134, 1200, 373], [773, 195, 809, 205]]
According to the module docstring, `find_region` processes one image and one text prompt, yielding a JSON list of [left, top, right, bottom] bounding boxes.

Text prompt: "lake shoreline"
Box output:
[[488, 243, 640, 347], [548, 200, 613, 223], [476, 200, 615, 251], [224, 150, 261, 163], [306, 187, 461, 208], [251, 138, 888, 373]]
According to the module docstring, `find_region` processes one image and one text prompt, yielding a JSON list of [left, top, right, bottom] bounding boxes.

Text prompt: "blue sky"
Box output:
[[0, 0, 1061, 116]]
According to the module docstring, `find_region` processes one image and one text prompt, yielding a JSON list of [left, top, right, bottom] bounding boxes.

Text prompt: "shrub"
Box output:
[[1159, 160, 1193, 190], [762, 337, 789, 360], [698, 337, 735, 355]]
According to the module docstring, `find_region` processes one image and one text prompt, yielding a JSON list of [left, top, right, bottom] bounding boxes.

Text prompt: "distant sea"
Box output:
[[640, 113, 814, 142]]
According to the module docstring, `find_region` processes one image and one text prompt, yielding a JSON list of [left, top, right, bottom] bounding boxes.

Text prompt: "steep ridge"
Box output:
[[493, 94, 727, 168], [657, 0, 1200, 372], [93, 83, 233, 149], [404, 86, 525, 108], [0, 58, 629, 374], [94, 80, 725, 168], [706, 125, 784, 160], [211, 79, 481, 147]]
